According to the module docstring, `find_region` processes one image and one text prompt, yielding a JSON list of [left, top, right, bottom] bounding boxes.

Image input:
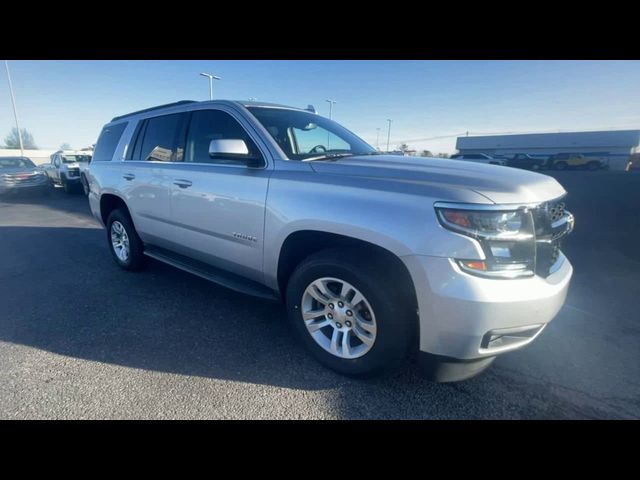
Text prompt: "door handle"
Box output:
[[173, 179, 193, 189], [123, 173, 135, 181]]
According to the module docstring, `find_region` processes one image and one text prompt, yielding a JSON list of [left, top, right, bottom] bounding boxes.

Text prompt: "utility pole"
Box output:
[[4, 60, 24, 156], [199, 72, 221, 100], [376, 128, 381, 150], [325, 99, 337, 150], [386, 119, 393, 153]]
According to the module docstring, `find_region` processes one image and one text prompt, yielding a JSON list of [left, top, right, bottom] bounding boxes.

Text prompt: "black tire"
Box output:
[[61, 175, 74, 194], [81, 174, 90, 196], [106, 208, 146, 271], [554, 161, 568, 171], [285, 247, 416, 378], [587, 161, 600, 171]]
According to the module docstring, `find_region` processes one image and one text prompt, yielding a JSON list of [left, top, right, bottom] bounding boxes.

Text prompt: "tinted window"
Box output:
[[93, 122, 127, 162], [136, 113, 185, 162], [185, 109, 261, 164]]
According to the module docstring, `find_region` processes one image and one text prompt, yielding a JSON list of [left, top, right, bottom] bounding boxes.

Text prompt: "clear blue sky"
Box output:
[[1, 60, 639, 153]]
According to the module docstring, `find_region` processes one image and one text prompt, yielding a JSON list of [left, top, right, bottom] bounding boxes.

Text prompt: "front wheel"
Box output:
[[286, 248, 416, 378], [106, 209, 146, 271], [62, 175, 74, 194], [81, 174, 90, 196]]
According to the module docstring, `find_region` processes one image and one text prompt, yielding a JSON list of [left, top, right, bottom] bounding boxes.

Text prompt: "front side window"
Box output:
[[247, 107, 375, 161], [185, 109, 262, 164]]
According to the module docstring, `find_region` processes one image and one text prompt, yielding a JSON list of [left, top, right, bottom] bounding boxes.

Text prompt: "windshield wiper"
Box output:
[[301, 153, 356, 162], [301, 151, 381, 162]]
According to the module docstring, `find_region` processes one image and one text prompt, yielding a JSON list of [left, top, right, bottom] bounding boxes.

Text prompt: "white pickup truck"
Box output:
[[43, 150, 93, 194]]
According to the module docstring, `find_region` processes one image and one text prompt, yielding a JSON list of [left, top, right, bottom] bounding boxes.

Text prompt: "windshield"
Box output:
[[247, 107, 375, 160], [0, 157, 35, 169], [62, 155, 91, 163]]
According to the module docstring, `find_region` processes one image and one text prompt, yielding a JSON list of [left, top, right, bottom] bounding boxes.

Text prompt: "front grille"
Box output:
[[1, 173, 47, 188], [531, 198, 571, 277]]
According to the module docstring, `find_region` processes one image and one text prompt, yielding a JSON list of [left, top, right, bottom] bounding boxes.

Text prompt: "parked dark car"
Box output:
[[0, 156, 49, 196], [506, 154, 547, 171]]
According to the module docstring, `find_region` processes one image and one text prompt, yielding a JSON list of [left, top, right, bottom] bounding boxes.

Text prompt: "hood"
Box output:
[[309, 155, 566, 204], [1, 167, 44, 176]]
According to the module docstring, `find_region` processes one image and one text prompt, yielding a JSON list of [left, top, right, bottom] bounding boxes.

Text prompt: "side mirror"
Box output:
[[208, 139, 263, 168]]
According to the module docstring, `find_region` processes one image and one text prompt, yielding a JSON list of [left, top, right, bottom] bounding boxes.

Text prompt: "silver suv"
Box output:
[[87, 100, 574, 381]]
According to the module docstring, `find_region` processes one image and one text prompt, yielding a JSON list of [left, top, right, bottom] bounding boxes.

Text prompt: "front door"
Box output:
[[168, 107, 271, 283]]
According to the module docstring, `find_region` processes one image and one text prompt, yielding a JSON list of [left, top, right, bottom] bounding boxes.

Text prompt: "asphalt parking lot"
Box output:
[[1, 171, 639, 419]]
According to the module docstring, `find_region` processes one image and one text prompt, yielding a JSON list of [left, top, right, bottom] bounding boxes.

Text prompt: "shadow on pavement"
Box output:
[[1, 172, 639, 418]]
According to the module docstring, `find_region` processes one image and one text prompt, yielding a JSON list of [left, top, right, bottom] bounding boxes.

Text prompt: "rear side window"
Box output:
[[93, 123, 127, 162], [131, 113, 187, 162]]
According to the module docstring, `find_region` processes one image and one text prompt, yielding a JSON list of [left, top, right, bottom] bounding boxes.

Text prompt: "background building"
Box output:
[[456, 130, 640, 170]]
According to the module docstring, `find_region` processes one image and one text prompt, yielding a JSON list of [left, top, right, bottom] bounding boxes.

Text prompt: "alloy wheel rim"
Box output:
[[301, 277, 377, 359], [110, 221, 130, 262]]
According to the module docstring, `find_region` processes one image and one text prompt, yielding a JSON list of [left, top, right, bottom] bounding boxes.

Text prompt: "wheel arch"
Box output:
[[276, 229, 418, 310], [99, 193, 130, 226]]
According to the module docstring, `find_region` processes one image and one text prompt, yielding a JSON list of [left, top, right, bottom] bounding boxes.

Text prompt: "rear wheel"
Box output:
[[106, 209, 146, 271], [285, 248, 416, 378], [587, 161, 600, 171], [554, 161, 568, 171]]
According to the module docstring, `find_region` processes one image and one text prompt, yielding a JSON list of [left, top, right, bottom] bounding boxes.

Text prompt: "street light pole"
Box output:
[[386, 119, 393, 153], [325, 99, 337, 119], [325, 99, 337, 150], [199, 72, 221, 100], [4, 60, 24, 156], [376, 128, 380, 150]]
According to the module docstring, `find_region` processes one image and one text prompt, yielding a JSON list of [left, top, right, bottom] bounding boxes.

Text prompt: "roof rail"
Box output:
[[111, 100, 198, 122]]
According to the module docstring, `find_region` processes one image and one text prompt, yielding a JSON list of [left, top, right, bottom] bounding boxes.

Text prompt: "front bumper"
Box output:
[[0, 180, 49, 194], [403, 252, 572, 361]]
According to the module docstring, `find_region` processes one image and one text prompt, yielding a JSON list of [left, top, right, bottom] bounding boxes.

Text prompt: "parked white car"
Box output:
[[450, 153, 507, 166], [86, 99, 575, 382]]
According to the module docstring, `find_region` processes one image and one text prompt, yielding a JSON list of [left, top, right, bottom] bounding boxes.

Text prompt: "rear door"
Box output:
[[166, 107, 271, 283], [121, 112, 188, 245]]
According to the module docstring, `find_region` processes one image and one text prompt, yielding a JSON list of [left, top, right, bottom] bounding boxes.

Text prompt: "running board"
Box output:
[[144, 246, 279, 302]]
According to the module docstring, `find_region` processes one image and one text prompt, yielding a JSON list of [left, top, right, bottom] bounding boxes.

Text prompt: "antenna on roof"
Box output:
[[305, 105, 317, 114]]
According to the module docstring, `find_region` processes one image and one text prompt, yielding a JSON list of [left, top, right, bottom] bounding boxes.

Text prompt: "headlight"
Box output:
[[435, 205, 536, 279]]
